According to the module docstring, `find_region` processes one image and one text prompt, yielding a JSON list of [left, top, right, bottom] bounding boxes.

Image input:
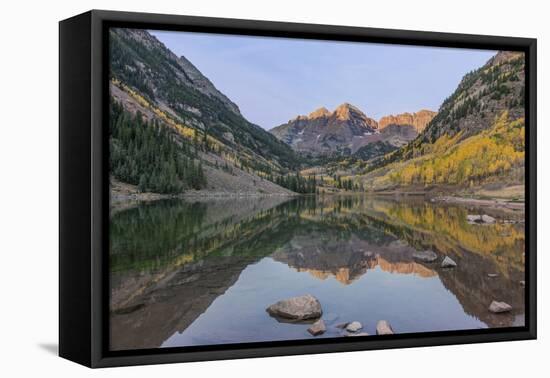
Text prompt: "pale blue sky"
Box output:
[[150, 30, 496, 130]]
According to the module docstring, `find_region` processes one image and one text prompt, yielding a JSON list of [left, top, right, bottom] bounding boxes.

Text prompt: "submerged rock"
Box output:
[[489, 301, 512, 313], [376, 320, 394, 335], [335, 322, 349, 329], [323, 313, 339, 324], [413, 250, 438, 263], [266, 294, 322, 320], [441, 256, 457, 268], [346, 321, 363, 332], [487, 273, 499, 278], [308, 319, 326, 336]]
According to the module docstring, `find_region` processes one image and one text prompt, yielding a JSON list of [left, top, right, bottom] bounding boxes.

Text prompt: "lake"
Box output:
[[109, 195, 525, 351]]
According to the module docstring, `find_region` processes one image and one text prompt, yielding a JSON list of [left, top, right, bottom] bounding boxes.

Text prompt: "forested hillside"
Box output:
[[371, 51, 525, 170], [354, 51, 525, 194], [109, 28, 302, 196], [362, 112, 524, 190], [110, 101, 206, 193]]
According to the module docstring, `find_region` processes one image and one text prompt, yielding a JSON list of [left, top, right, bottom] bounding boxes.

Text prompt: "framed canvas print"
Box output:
[[59, 10, 536, 368]]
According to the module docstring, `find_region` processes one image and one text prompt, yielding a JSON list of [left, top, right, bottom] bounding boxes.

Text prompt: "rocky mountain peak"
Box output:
[[270, 103, 381, 156], [308, 107, 331, 119], [334, 103, 365, 121], [270, 102, 438, 158]]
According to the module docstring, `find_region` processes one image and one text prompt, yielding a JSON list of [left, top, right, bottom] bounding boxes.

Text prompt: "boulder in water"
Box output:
[[266, 294, 322, 320]]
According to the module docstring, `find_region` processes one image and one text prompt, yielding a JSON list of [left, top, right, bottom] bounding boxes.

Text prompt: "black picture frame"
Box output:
[[59, 9, 537, 368]]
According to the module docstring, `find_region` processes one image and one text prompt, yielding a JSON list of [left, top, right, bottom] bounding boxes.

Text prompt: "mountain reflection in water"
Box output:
[[109, 195, 525, 351]]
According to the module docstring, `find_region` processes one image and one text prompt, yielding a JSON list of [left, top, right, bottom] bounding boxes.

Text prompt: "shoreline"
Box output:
[[111, 190, 299, 205], [110, 178, 525, 213], [431, 196, 524, 211], [111, 190, 524, 209]]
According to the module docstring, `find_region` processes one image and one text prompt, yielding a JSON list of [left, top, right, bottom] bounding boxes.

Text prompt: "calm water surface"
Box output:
[[109, 195, 525, 350]]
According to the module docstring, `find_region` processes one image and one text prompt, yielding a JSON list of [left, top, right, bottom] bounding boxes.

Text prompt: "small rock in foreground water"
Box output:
[[346, 321, 363, 332], [308, 319, 326, 336], [441, 256, 457, 268], [489, 300, 512, 313], [376, 320, 394, 335], [335, 322, 349, 329]]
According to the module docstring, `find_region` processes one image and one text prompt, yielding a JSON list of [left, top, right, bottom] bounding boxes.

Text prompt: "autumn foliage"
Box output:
[[384, 112, 524, 187]]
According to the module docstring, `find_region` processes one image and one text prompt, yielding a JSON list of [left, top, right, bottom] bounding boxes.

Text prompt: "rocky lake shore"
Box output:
[[265, 290, 516, 338]]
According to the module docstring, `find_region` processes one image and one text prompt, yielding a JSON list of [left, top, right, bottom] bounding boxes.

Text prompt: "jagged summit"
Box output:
[[271, 104, 377, 156], [334, 103, 367, 121], [308, 107, 331, 119], [270, 103, 436, 157], [292, 103, 369, 122]]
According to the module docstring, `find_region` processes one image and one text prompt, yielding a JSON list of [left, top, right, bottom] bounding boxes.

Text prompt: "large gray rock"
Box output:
[[467, 215, 482, 223], [307, 319, 327, 336], [222, 131, 235, 143], [441, 256, 457, 268], [412, 250, 438, 263], [467, 214, 496, 224], [481, 214, 496, 224], [376, 320, 394, 335], [346, 321, 363, 332], [266, 294, 322, 320], [489, 301, 512, 313]]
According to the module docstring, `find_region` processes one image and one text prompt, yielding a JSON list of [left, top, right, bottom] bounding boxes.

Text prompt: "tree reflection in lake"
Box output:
[[109, 195, 525, 351]]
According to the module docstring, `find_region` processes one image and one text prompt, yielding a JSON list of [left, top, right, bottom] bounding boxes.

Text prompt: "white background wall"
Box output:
[[0, 0, 546, 376]]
